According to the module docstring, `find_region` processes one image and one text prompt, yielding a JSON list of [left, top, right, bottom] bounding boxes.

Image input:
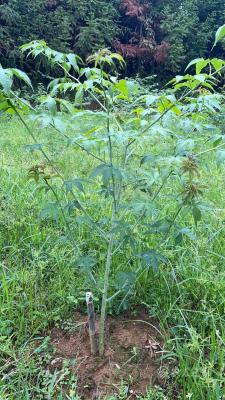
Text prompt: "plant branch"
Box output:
[[10, 91, 107, 165], [129, 64, 225, 146], [8, 100, 108, 242], [195, 142, 225, 157], [113, 170, 173, 256], [57, 62, 124, 133]]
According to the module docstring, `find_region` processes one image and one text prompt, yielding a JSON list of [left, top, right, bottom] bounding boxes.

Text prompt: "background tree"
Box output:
[[0, 0, 224, 81], [160, 0, 225, 75]]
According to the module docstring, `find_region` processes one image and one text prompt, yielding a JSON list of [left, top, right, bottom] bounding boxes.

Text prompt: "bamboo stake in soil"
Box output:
[[86, 292, 98, 355]]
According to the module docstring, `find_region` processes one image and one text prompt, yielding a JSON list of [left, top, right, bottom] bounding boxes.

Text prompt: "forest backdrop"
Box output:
[[0, 0, 225, 81]]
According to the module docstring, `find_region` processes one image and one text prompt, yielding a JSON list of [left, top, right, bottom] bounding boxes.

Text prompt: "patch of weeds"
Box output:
[[0, 336, 79, 399]]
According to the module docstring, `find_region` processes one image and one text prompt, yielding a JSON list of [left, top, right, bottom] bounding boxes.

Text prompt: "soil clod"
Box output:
[[50, 309, 163, 399]]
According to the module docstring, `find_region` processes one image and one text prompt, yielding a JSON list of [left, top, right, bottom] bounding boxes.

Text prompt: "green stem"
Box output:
[[195, 142, 225, 157], [163, 205, 183, 243], [99, 230, 114, 356], [99, 92, 117, 356], [108, 132, 117, 213], [152, 170, 173, 201]]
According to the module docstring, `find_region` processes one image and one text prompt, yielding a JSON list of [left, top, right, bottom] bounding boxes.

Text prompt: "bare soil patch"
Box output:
[[50, 309, 164, 399]]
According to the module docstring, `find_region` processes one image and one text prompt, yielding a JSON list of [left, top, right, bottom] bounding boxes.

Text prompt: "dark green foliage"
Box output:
[[0, 0, 225, 80], [160, 0, 225, 75], [70, 0, 119, 55], [0, 0, 119, 63]]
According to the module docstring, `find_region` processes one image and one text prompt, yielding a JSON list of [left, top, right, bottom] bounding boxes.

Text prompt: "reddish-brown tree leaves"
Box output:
[[114, 0, 170, 64], [120, 0, 148, 21], [154, 41, 170, 64]]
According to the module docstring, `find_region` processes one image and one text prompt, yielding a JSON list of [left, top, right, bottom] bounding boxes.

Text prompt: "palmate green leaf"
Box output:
[[115, 271, 136, 291], [77, 255, 97, 272], [185, 58, 209, 74], [116, 79, 129, 99], [24, 143, 44, 152], [62, 61, 71, 73], [193, 74, 207, 83], [58, 99, 77, 114], [11, 68, 33, 88], [21, 41, 48, 61], [42, 96, 57, 114], [90, 164, 123, 186], [0, 97, 11, 113], [170, 73, 215, 91], [185, 58, 203, 70], [175, 227, 196, 245], [140, 155, 157, 166], [201, 81, 214, 91], [53, 51, 65, 63], [176, 139, 195, 156], [210, 58, 225, 72], [196, 60, 209, 74], [64, 178, 88, 194], [157, 95, 181, 115], [90, 164, 108, 178], [174, 75, 185, 83], [21, 41, 80, 75], [52, 117, 67, 133], [172, 82, 192, 90], [0, 101, 9, 112], [67, 53, 80, 72], [75, 85, 84, 103], [192, 206, 202, 226], [0, 66, 12, 92], [53, 82, 79, 95], [48, 78, 71, 93], [140, 249, 167, 271], [145, 94, 158, 106], [91, 164, 112, 186], [66, 200, 82, 213], [216, 149, 225, 166], [209, 134, 223, 147], [168, 74, 188, 86], [145, 219, 171, 234], [39, 202, 60, 221], [213, 24, 225, 47], [110, 53, 125, 66], [20, 40, 47, 54], [83, 79, 94, 91]]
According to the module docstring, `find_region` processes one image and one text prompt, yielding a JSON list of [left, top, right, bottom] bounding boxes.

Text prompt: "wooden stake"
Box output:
[[86, 291, 97, 355]]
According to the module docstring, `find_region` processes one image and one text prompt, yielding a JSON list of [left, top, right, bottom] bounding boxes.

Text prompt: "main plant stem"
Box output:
[[99, 231, 114, 356], [99, 95, 116, 356]]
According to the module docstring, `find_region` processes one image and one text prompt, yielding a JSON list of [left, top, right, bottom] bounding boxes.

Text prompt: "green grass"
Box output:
[[0, 114, 224, 399]]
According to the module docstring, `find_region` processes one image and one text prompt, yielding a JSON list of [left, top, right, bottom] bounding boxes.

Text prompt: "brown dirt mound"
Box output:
[[50, 309, 164, 399]]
